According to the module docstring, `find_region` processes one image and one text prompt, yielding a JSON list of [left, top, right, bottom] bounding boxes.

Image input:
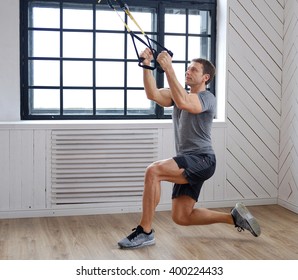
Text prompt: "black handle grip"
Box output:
[[156, 50, 173, 73], [138, 57, 156, 70]]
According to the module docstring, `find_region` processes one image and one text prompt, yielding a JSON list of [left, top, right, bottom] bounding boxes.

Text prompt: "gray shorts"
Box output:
[[172, 153, 216, 202]]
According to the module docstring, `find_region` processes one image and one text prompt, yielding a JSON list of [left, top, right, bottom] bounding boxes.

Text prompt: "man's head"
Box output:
[[190, 58, 216, 85]]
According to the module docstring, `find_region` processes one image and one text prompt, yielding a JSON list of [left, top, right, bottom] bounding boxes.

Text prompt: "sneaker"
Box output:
[[118, 225, 155, 249], [231, 202, 261, 237]]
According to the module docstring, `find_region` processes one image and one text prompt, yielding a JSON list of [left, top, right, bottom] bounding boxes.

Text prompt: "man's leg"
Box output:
[[118, 158, 188, 249], [172, 195, 234, 226], [171, 196, 261, 237], [139, 158, 189, 233]]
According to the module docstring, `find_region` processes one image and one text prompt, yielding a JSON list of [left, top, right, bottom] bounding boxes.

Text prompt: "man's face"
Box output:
[[185, 62, 209, 87]]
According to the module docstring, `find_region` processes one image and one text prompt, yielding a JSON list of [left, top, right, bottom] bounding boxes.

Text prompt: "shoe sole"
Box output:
[[235, 203, 261, 237], [118, 239, 156, 249]]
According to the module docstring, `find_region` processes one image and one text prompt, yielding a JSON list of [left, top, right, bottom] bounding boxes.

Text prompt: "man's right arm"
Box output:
[[143, 68, 173, 107]]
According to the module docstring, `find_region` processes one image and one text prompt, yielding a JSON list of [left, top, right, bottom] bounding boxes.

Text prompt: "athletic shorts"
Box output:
[[172, 153, 216, 202]]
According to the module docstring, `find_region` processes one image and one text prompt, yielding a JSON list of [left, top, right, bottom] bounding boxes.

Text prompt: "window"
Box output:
[[20, 0, 216, 120]]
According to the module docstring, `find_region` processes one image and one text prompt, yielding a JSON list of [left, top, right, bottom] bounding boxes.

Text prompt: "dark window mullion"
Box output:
[[21, 0, 30, 117], [155, 3, 164, 119], [124, 13, 128, 116], [93, 3, 96, 115], [60, 1, 63, 116], [210, 6, 216, 95], [185, 8, 189, 90]]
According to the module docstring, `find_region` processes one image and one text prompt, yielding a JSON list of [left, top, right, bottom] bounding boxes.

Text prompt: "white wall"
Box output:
[[279, 0, 298, 213], [227, 0, 298, 213], [0, 0, 20, 121], [226, 0, 283, 204]]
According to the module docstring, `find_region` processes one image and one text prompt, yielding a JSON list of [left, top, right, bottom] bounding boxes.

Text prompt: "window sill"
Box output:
[[0, 119, 226, 130]]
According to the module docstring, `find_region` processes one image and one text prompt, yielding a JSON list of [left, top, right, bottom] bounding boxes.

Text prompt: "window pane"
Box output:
[[30, 88, 60, 113], [63, 89, 93, 114], [96, 10, 124, 31], [127, 90, 154, 115], [127, 33, 147, 60], [96, 90, 124, 114], [164, 63, 186, 88], [127, 34, 160, 60], [127, 10, 154, 32], [188, 37, 211, 60], [63, 32, 93, 58], [96, 62, 124, 87], [30, 60, 60, 86], [63, 61, 93, 87], [63, 4, 93, 29], [164, 35, 186, 61], [127, 62, 143, 87], [165, 9, 186, 33], [189, 10, 210, 34], [126, 8, 155, 60], [30, 4, 60, 28], [29, 31, 60, 57], [96, 33, 124, 59], [164, 107, 173, 116]]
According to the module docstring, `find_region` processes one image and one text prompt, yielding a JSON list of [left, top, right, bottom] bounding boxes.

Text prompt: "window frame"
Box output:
[[20, 0, 217, 120]]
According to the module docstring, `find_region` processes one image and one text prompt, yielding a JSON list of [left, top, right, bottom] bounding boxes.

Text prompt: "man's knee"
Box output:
[[172, 211, 190, 226], [172, 208, 192, 226], [145, 161, 161, 178], [172, 196, 196, 226]]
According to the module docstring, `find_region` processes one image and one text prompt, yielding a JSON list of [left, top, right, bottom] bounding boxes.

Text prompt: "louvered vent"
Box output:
[[50, 129, 159, 208]]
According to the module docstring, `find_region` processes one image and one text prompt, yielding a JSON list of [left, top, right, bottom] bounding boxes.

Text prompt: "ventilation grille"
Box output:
[[50, 129, 159, 208]]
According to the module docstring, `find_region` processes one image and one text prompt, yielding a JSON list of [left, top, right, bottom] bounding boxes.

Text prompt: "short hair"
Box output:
[[191, 58, 216, 85]]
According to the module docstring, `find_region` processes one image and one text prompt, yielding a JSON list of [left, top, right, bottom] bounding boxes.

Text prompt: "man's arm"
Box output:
[[164, 67, 202, 113], [140, 48, 173, 107], [143, 69, 173, 107], [157, 52, 203, 114]]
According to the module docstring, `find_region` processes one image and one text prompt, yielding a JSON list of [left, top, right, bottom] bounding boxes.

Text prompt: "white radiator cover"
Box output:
[[50, 129, 159, 208]]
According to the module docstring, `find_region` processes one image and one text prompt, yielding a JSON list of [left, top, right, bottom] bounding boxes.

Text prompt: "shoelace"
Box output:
[[127, 226, 154, 241], [127, 227, 142, 241]]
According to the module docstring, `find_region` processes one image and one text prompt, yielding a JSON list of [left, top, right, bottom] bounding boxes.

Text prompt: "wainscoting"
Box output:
[[0, 121, 231, 218]]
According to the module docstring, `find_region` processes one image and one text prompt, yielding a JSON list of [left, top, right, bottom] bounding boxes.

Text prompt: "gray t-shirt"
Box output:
[[172, 90, 216, 155]]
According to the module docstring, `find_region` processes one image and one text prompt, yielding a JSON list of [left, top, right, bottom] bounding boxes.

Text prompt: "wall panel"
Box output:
[[0, 130, 10, 209], [279, 0, 298, 212], [227, 0, 283, 205], [0, 123, 227, 218]]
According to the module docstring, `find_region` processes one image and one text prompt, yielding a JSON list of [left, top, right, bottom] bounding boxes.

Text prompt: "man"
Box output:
[[118, 48, 261, 249]]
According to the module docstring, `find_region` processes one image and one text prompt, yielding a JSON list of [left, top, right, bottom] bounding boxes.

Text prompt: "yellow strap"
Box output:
[[124, 9, 146, 36], [111, 6, 132, 32], [108, 1, 146, 36]]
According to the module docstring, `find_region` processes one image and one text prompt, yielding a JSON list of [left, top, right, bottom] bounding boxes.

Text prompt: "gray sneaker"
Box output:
[[231, 202, 261, 237], [118, 225, 155, 249]]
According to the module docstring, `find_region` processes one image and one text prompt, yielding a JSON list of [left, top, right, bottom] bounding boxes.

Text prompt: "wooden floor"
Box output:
[[0, 204, 298, 260]]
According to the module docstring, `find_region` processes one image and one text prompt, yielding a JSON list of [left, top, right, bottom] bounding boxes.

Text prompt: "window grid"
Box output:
[[20, 0, 216, 120]]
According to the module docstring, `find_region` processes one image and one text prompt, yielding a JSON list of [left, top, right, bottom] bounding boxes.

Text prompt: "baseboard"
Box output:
[[278, 199, 298, 214], [0, 205, 142, 219]]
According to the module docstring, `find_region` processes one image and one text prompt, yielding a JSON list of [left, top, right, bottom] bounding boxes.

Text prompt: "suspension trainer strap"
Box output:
[[104, 0, 173, 71]]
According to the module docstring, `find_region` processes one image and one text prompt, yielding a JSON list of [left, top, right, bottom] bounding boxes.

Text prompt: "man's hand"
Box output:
[[139, 48, 153, 67], [157, 51, 173, 72]]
